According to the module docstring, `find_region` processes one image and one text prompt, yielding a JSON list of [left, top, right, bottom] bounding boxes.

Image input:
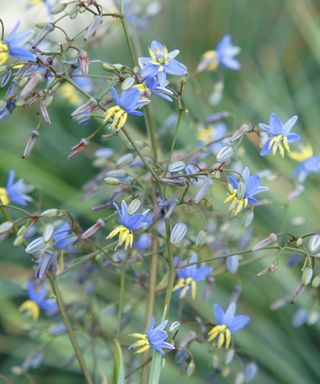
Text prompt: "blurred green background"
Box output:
[[1, 0, 320, 383]]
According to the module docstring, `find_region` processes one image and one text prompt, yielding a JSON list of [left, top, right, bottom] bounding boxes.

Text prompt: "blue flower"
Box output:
[[208, 302, 250, 348], [259, 113, 300, 157], [289, 144, 320, 183], [0, 170, 32, 207], [197, 123, 227, 153], [106, 200, 149, 249], [52, 222, 78, 250], [139, 40, 187, 87], [19, 280, 58, 320], [173, 254, 213, 299], [104, 87, 149, 130], [224, 167, 268, 215], [129, 317, 175, 355], [197, 35, 240, 71], [0, 22, 36, 65]]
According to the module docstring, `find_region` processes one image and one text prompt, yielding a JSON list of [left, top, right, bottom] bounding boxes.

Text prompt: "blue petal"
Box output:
[[165, 59, 187, 76], [229, 315, 250, 334], [259, 139, 272, 156], [224, 302, 237, 323], [111, 87, 120, 105], [269, 113, 283, 135], [287, 133, 300, 143], [283, 115, 298, 135], [213, 303, 225, 324]]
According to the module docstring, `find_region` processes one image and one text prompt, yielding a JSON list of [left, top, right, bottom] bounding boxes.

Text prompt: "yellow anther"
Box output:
[[224, 187, 248, 216], [0, 188, 9, 206], [104, 106, 128, 131], [202, 50, 218, 71], [197, 126, 215, 143], [129, 332, 151, 354], [58, 83, 82, 105], [208, 324, 232, 349], [0, 41, 9, 66], [289, 144, 313, 162], [173, 277, 197, 299], [106, 225, 133, 249], [269, 135, 291, 157], [19, 300, 40, 320]]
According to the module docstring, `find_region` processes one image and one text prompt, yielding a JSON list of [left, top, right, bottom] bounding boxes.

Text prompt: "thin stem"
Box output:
[[121, 127, 160, 183], [47, 273, 93, 384], [120, 0, 138, 66], [164, 108, 184, 175], [145, 105, 158, 163], [116, 257, 127, 338]]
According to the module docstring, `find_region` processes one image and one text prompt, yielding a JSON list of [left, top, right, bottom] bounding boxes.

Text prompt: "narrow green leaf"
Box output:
[[148, 351, 162, 384], [112, 338, 125, 384]]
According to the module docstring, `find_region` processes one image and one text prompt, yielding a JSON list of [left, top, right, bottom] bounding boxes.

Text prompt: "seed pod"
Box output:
[[22, 130, 39, 159], [186, 361, 195, 377], [68, 138, 89, 160], [81, 219, 105, 240], [252, 233, 277, 251], [50, 3, 67, 14]]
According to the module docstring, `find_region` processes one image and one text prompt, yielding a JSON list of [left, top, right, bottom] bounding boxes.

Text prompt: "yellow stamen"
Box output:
[[106, 225, 133, 250], [0, 41, 9, 66], [208, 325, 232, 349], [289, 144, 313, 162], [19, 300, 40, 320], [202, 50, 218, 71], [197, 126, 215, 143], [104, 106, 128, 131], [0, 188, 9, 206], [58, 83, 82, 105], [173, 277, 197, 300], [129, 333, 150, 354], [224, 187, 248, 216], [269, 134, 292, 157]]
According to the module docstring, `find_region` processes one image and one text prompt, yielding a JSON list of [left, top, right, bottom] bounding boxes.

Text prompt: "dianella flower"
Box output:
[[173, 254, 213, 299], [197, 35, 240, 72], [289, 144, 320, 183], [138, 40, 187, 87], [106, 200, 149, 250], [224, 167, 268, 215], [104, 87, 149, 131], [259, 113, 300, 157], [129, 317, 175, 355], [134, 75, 174, 102], [0, 22, 36, 65], [0, 170, 32, 206], [208, 302, 250, 348], [19, 280, 58, 320]]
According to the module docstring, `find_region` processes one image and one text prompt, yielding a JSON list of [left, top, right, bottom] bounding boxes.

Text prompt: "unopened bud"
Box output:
[[186, 361, 195, 377], [161, 177, 185, 186], [302, 267, 313, 285], [68, 138, 89, 160], [50, 3, 67, 14], [0, 221, 13, 234], [41, 208, 59, 217], [14, 235, 25, 246], [308, 235, 320, 253], [20, 74, 42, 97], [216, 146, 233, 162], [78, 50, 89, 76], [43, 223, 54, 242], [84, 16, 103, 40], [39, 100, 51, 124], [296, 237, 303, 247], [230, 123, 251, 143], [168, 161, 185, 173], [102, 63, 115, 72], [121, 76, 135, 90], [117, 153, 134, 166], [25, 237, 45, 254], [170, 222, 188, 244], [252, 233, 277, 251], [104, 177, 123, 185], [81, 219, 105, 239], [196, 230, 206, 247], [127, 199, 141, 215], [22, 130, 39, 159], [193, 178, 213, 203], [312, 274, 320, 288]]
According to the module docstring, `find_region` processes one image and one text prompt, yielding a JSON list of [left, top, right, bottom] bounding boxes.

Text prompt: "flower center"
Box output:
[[268, 134, 290, 158], [148, 46, 169, 71], [19, 300, 40, 320], [106, 225, 133, 249], [197, 126, 215, 143], [208, 324, 232, 349], [202, 50, 218, 71], [173, 277, 197, 299], [224, 187, 248, 215], [0, 188, 9, 206], [0, 41, 9, 66], [104, 106, 128, 131], [129, 332, 151, 354]]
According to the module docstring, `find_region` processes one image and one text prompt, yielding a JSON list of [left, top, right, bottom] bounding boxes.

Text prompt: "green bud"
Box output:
[[127, 199, 141, 215], [296, 237, 303, 247], [50, 3, 67, 14], [41, 208, 59, 217], [43, 223, 54, 242], [302, 267, 313, 285], [116, 153, 134, 166], [0, 221, 13, 234], [101, 63, 115, 72], [104, 177, 123, 185], [312, 274, 320, 288], [186, 361, 195, 377], [196, 230, 206, 247], [14, 235, 25, 247]]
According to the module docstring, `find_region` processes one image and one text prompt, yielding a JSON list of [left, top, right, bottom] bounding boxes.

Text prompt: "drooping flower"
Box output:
[[289, 144, 320, 183], [104, 87, 149, 131], [19, 280, 58, 320], [173, 254, 213, 299], [138, 40, 187, 87], [197, 35, 240, 72], [0, 22, 36, 65], [106, 200, 149, 250], [259, 113, 300, 157], [224, 167, 268, 215], [208, 302, 250, 349], [129, 317, 175, 355], [134, 75, 174, 102], [0, 170, 32, 206]]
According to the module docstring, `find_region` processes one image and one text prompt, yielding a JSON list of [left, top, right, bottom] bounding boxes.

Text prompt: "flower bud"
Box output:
[[235, 372, 245, 384], [14, 235, 25, 246], [302, 267, 313, 285], [169, 321, 180, 332], [17, 225, 28, 237], [40, 209, 59, 217], [117, 153, 134, 166], [195, 230, 206, 247], [20, 74, 42, 98], [312, 274, 320, 288], [193, 178, 213, 204], [186, 361, 195, 377], [104, 177, 123, 185], [308, 234, 320, 253], [230, 123, 252, 142], [102, 63, 115, 72], [308, 310, 320, 325], [296, 237, 303, 247], [50, 3, 67, 14], [84, 16, 103, 40], [216, 146, 233, 162], [170, 222, 188, 244], [121, 77, 136, 90], [78, 50, 89, 76], [168, 161, 185, 173], [25, 237, 46, 254], [252, 233, 277, 251], [68, 138, 89, 160], [225, 349, 235, 365], [245, 211, 254, 227], [161, 177, 185, 186], [0, 221, 13, 234], [128, 199, 141, 215], [244, 363, 258, 383], [22, 130, 39, 159], [81, 219, 105, 239], [43, 223, 54, 242]]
